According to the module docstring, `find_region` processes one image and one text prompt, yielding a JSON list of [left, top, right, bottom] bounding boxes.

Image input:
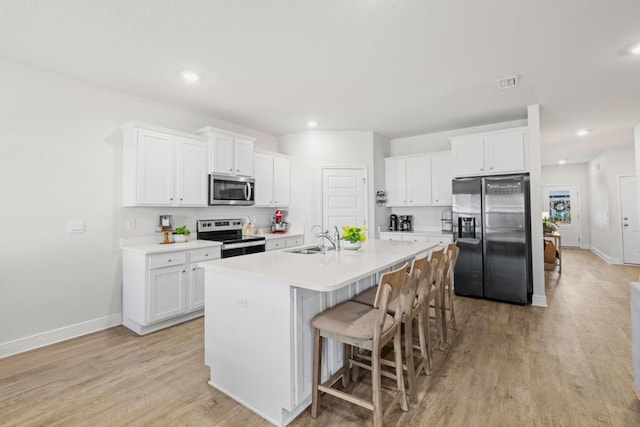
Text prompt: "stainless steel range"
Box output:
[[197, 219, 266, 258]]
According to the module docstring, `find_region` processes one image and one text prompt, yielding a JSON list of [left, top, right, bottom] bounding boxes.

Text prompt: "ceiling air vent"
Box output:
[[496, 75, 519, 90]]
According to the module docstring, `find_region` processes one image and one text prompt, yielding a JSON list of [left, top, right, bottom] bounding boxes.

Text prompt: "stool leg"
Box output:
[[449, 287, 457, 330], [404, 318, 417, 403], [436, 292, 444, 351], [440, 287, 448, 346], [311, 329, 322, 418], [372, 346, 383, 427], [342, 344, 351, 388], [418, 307, 431, 375], [393, 328, 409, 412]]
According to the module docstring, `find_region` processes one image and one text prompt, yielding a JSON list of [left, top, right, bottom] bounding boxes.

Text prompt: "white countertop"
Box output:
[[198, 239, 437, 292], [122, 239, 222, 254]]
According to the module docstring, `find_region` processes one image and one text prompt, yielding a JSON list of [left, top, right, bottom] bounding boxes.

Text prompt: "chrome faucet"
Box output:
[[312, 225, 338, 251]]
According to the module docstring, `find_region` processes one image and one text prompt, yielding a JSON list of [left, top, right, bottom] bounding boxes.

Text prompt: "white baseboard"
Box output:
[[0, 313, 122, 359], [532, 294, 548, 307], [590, 246, 613, 264]]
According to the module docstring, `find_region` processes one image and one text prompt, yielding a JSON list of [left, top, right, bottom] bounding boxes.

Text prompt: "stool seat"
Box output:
[[312, 301, 395, 341]]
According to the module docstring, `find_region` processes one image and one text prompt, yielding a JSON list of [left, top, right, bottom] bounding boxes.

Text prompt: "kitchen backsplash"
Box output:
[[389, 206, 452, 230]]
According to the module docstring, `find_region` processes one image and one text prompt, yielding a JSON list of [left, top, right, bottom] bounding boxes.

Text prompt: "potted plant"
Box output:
[[173, 225, 191, 243], [542, 216, 557, 234], [341, 226, 367, 250]]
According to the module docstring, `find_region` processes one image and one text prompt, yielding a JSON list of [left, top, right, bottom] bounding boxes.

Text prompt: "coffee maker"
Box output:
[[399, 215, 413, 231], [271, 209, 288, 234], [389, 214, 398, 231]]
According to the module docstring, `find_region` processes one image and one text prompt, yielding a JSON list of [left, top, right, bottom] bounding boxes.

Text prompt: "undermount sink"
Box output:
[[288, 245, 334, 254]]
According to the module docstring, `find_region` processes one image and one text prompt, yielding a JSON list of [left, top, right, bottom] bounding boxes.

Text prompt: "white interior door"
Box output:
[[621, 175, 640, 264], [542, 185, 581, 248], [322, 168, 367, 237]]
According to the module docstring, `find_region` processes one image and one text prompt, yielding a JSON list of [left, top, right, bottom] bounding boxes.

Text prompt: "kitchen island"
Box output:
[[199, 239, 437, 426]]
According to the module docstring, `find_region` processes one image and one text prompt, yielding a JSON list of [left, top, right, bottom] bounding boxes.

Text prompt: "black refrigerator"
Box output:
[[452, 174, 532, 305]]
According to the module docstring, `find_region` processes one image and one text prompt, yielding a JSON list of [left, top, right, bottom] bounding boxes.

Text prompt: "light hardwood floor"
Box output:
[[1, 249, 639, 426]]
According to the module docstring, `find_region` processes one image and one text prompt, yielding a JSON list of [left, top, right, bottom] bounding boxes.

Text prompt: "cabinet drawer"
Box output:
[[426, 235, 454, 246], [401, 235, 429, 242], [266, 239, 286, 251], [189, 247, 221, 263], [148, 252, 187, 269], [379, 233, 402, 241], [286, 237, 303, 248]]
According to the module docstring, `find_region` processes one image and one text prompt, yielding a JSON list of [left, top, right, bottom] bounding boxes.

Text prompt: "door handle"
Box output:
[[624, 217, 628, 220], [624, 224, 629, 227]]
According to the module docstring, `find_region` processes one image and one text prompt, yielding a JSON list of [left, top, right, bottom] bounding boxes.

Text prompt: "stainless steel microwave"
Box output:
[[209, 174, 255, 206]]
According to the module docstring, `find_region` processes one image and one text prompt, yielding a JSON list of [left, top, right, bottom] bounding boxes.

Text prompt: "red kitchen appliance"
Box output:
[[271, 209, 288, 234]]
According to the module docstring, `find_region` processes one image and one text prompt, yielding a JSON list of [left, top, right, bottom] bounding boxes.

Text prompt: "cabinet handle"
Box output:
[[410, 200, 413, 203], [274, 200, 278, 204], [170, 198, 173, 201], [192, 267, 196, 271], [205, 253, 209, 257], [480, 168, 484, 171], [182, 270, 186, 273], [435, 199, 439, 202], [229, 168, 233, 172], [236, 169, 240, 172], [489, 166, 493, 170], [168, 259, 172, 262], [403, 200, 406, 203]]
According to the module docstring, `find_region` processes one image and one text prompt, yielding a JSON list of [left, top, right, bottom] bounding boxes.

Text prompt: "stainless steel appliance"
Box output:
[[452, 174, 532, 304], [209, 174, 255, 206], [389, 214, 398, 231], [399, 215, 412, 231], [197, 219, 265, 258], [271, 209, 288, 233]]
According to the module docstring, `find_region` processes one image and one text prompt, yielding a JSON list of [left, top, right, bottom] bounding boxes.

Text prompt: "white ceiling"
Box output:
[[1, 0, 639, 165]]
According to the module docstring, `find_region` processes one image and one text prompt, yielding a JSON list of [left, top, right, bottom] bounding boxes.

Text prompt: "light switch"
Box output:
[[68, 221, 85, 234], [236, 297, 248, 309]]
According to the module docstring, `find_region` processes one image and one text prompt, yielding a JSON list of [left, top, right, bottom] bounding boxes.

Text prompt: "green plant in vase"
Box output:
[[341, 226, 367, 250], [173, 225, 191, 243], [542, 216, 557, 234]]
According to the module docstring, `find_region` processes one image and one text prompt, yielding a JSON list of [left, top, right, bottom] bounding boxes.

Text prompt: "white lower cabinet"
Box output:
[[123, 245, 221, 335], [379, 232, 453, 246], [265, 234, 304, 251]]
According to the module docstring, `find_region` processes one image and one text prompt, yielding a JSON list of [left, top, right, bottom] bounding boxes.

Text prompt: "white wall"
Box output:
[[279, 131, 377, 244], [541, 163, 590, 248], [373, 133, 391, 237], [588, 146, 636, 263], [0, 59, 279, 349]]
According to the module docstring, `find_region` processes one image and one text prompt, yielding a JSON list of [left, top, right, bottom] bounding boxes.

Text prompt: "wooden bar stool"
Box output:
[[428, 247, 447, 350], [311, 264, 409, 427], [443, 243, 460, 333], [352, 256, 431, 403]]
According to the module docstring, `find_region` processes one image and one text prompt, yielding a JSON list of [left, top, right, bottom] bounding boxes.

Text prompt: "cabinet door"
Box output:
[[273, 156, 291, 207], [484, 130, 526, 174], [406, 156, 431, 206], [235, 138, 254, 176], [175, 137, 208, 206], [253, 152, 274, 206], [211, 133, 235, 174], [148, 266, 187, 323], [384, 158, 407, 206], [379, 232, 402, 241], [451, 136, 485, 177], [188, 264, 205, 311], [266, 239, 286, 251], [431, 152, 453, 206], [136, 130, 174, 205]]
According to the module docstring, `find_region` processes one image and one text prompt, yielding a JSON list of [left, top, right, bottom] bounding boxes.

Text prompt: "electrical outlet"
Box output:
[[126, 219, 136, 230], [236, 297, 248, 309]]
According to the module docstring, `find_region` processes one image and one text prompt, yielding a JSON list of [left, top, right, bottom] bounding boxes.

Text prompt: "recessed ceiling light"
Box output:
[[558, 159, 567, 165], [307, 121, 318, 128], [631, 44, 640, 55], [576, 129, 589, 137], [181, 71, 200, 82]]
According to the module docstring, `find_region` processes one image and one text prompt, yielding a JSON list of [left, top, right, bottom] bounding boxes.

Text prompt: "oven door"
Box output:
[[221, 240, 266, 258], [209, 174, 255, 206]]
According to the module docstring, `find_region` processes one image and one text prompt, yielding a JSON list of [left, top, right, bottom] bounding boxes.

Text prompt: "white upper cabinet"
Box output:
[[431, 151, 453, 206], [122, 123, 208, 207], [450, 127, 528, 177], [253, 151, 291, 207], [385, 152, 451, 207], [198, 127, 255, 177]]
